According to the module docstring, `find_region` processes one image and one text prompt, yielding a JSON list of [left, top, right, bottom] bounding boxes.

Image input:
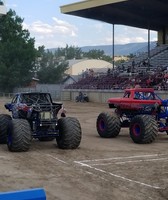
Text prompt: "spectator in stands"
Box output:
[[122, 64, 125, 71], [107, 68, 111, 75], [132, 60, 135, 67], [135, 84, 141, 88], [82, 70, 85, 79], [89, 69, 94, 77], [127, 66, 131, 73], [157, 84, 161, 90], [132, 60, 135, 72], [146, 76, 153, 87], [164, 73, 168, 79], [83, 68, 89, 78], [166, 66, 168, 72]]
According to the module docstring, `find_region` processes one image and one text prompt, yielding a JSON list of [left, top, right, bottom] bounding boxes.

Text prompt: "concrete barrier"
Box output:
[[0, 188, 46, 200], [61, 89, 168, 103]]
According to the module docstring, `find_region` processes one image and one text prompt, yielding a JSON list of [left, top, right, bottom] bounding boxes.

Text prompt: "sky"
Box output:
[[6, 0, 157, 49]]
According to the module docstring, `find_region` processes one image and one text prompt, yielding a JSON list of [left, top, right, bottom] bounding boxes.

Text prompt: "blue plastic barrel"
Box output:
[[0, 188, 46, 200]]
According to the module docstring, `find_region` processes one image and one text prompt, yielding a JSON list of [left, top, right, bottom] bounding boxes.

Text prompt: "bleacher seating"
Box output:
[[150, 49, 168, 67], [65, 44, 168, 91], [125, 44, 168, 69]]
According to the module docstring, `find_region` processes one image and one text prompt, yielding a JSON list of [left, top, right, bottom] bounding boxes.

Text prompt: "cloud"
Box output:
[[23, 18, 78, 48], [114, 36, 146, 44], [101, 26, 157, 45], [28, 21, 53, 34], [6, 4, 18, 8], [52, 17, 78, 36], [93, 23, 104, 32], [25, 18, 78, 36], [23, 18, 157, 48]]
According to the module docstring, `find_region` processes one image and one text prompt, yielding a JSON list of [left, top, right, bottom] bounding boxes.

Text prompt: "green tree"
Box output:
[[101, 55, 112, 63], [36, 47, 68, 84], [83, 49, 112, 63], [64, 44, 83, 60], [56, 45, 83, 60], [0, 9, 37, 92], [128, 53, 135, 59], [83, 49, 104, 59], [48, 45, 83, 60], [114, 58, 126, 66]]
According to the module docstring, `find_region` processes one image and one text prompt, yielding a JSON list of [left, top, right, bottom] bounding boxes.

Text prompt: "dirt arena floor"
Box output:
[[0, 98, 168, 200]]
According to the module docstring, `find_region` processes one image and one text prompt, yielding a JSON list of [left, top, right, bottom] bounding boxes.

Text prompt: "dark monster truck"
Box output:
[[0, 92, 82, 152], [96, 88, 168, 144]]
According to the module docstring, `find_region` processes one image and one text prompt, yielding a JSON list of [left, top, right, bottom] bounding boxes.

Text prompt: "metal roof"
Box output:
[[60, 0, 168, 31]]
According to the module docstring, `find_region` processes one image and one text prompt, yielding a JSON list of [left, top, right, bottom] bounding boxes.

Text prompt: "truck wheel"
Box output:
[[7, 119, 32, 152], [57, 117, 82, 149], [96, 112, 121, 138], [0, 114, 12, 144], [130, 115, 158, 144]]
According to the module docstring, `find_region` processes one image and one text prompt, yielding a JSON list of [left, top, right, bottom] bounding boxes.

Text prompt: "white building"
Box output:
[[65, 59, 113, 76]]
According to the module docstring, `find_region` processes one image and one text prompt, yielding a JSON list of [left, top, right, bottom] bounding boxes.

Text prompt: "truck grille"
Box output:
[[40, 112, 53, 120]]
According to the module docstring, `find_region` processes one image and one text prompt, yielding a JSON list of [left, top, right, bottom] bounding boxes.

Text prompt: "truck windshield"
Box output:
[[134, 92, 155, 100], [21, 94, 51, 104]]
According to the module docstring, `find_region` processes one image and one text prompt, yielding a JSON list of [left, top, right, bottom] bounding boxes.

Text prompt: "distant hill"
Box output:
[[81, 41, 156, 56], [48, 41, 156, 56]]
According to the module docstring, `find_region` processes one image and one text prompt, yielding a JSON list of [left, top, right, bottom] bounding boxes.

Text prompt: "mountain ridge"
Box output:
[[81, 41, 156, 56], [48, 41, 156, 56]]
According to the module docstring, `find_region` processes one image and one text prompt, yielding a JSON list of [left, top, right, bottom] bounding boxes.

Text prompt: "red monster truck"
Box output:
[[96, 88, 168, 144]]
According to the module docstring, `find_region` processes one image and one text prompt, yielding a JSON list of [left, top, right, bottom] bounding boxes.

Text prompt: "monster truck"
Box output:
[[0, 92, 82, 152], [96, 87, 168, 144]]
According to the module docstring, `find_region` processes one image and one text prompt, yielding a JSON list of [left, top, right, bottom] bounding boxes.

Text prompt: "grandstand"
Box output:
[[65, 42, 168, 90], [61, 0, 168, 91], [125, 44, 168, 68], [150, 48, 168, 67]]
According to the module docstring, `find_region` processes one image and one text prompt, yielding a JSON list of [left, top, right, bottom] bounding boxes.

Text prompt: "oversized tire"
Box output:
[[96, 112, 121, 138], [56, 117, 82, 149], [7, 119, 32, 152], [130, 115, 158, 144], [0, 114, 12, 144]]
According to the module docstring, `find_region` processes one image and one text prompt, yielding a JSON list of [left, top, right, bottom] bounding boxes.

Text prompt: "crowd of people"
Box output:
[[65, 62, 168, 91], [81, 68, 94, 79], [65, 43, 168, 91]]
